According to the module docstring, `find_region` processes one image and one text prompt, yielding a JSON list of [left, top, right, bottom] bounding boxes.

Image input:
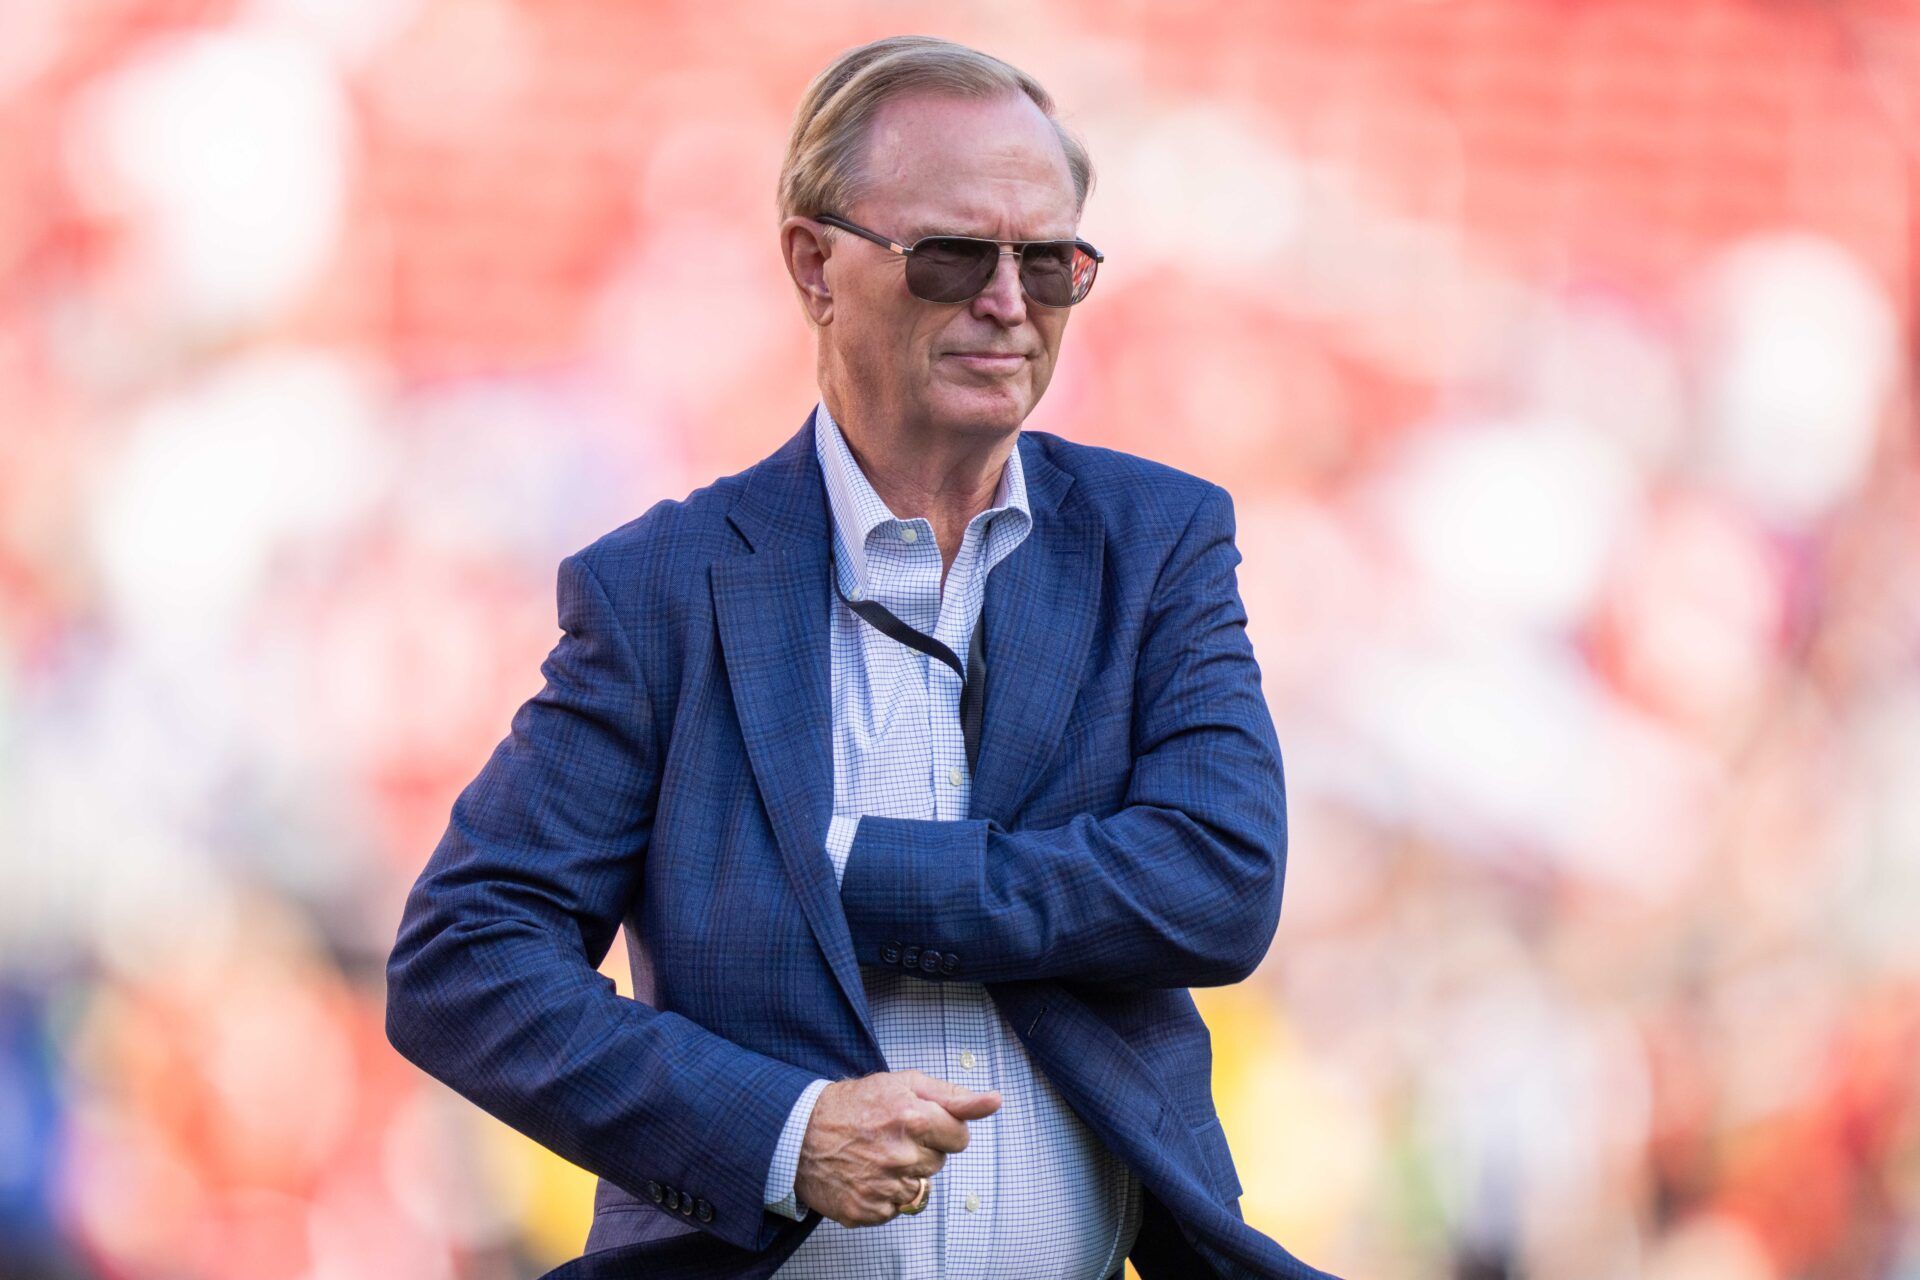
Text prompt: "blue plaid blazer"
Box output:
[[384, 407, 1344, 1280]]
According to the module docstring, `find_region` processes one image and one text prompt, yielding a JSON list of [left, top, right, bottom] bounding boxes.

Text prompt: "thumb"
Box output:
[[936, 1080, 1002, 1120], [905, 1072, 1001, 1118]]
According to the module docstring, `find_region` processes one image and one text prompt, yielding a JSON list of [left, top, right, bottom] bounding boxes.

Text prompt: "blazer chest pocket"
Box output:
[[1191, 1116, 1243, 1202]]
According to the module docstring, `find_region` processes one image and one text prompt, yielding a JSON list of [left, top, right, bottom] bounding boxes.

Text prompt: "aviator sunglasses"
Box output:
[[813, 212, 1103, 308]]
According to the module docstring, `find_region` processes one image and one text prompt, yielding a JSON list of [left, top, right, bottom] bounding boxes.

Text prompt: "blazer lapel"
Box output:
[[712, 406, 1103, 1058], [712, 410, 883, 1060], [969, 440, 1104, 828]]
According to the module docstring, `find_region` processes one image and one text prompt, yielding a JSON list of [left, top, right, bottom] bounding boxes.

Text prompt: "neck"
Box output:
[[823, 390, 1014, 566]]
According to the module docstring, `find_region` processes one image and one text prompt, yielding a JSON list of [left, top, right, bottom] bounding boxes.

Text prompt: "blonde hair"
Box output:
[[777, 35, 1094, 227]]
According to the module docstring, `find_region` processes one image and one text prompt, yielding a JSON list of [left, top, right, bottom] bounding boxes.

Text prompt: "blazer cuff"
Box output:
[[764, 1078, 833, 1220]]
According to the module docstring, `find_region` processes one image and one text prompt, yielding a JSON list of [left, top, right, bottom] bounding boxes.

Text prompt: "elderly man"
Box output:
[[385, 33, 1340, 1280]]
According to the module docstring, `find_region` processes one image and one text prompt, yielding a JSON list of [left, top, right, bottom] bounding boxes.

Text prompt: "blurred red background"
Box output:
[[4, 2, 1920, 1278]]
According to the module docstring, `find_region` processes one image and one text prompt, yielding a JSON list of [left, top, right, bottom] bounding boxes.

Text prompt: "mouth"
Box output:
[[944, 352, 1029, 373]]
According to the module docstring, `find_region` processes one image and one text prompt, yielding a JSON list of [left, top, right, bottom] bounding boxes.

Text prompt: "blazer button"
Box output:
[[648, 1180, 665, 1204], [679, 1194, 695, 1216], [918, 949, 940, 973], [695, 1198, 714, 1222], [902, 946, 921, 969], [939, 953, 958, 975], [881, 942, 902, 965]]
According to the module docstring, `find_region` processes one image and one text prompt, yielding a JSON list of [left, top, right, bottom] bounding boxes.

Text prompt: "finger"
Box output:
[[866, 1181, 916, 1223], [896, 1068, 934, 1088], [886, 1172, 927, 1215], [903, 1071, 986, 1105], [907, 1073, 1002, 1120], [895, 1142, 948, 1179], [944, 1090, 1006, 1113], [916, 1099, 976, 1155]]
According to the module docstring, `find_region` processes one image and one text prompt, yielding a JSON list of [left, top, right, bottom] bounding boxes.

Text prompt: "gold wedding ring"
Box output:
[[898, 1175, 930, 1215]]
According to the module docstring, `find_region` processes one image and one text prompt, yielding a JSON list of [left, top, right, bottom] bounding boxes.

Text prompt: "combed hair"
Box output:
[[777, 35, 1095, 226]]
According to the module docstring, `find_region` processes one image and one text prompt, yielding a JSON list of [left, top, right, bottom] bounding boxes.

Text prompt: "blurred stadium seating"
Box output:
[[3, 2, 1918, 1277]]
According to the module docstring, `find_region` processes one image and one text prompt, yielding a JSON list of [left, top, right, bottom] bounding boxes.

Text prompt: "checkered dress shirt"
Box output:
[[757, 400, 1142, 1279]]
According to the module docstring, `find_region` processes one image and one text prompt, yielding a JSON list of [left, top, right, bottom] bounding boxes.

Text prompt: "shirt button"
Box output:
[[849, 584, 863, 600], [948, 766, 963, 787], [900, 526, 918, 543], [964, 1192, 981, 1213], [960, 1050, 976, 1069]]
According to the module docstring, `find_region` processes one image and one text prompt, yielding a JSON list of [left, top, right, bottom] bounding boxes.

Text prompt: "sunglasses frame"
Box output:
[[812, 212, 1104, 308]]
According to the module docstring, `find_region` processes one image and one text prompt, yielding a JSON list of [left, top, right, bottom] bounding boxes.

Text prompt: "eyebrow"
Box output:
[[904, 221, 981, 242]]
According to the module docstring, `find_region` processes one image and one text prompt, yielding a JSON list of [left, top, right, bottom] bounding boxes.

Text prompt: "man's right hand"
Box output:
[[792, 1068, 1002, 1227]]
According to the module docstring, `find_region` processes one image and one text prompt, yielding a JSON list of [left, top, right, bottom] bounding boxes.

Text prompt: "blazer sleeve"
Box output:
[[837, 482, 1287, 989], [384, 550, 821, 1253]]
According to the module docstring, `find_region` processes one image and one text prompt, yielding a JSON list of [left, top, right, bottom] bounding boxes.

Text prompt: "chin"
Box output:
[[930, 382, 1035, 431]]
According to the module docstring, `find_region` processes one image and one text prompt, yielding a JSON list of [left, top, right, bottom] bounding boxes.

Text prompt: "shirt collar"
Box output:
[[813, 397, 1030, 596]]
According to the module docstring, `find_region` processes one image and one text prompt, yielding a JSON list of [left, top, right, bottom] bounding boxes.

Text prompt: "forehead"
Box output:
[[853, 90, 1079, 240]]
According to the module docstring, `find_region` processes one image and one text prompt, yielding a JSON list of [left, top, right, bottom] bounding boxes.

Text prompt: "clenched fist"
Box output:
[[794, 1068, 1002, 1227]]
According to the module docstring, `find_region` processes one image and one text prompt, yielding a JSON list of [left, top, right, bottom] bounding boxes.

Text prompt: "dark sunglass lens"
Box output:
[[1024, 243, 1100, 307], [1018, 243, 1081, 306], [906, 238, 998, 303]]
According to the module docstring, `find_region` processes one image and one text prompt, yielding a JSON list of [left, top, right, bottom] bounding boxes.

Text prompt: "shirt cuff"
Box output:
[[825, 813, 860, 889], [763, 1077, 833, 1220]]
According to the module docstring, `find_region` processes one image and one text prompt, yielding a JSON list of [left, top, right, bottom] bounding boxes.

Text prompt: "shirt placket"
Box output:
[[940, 522, 1000, 1279], [885, 513, 966, 1271], [863, 522, 944, 1276]]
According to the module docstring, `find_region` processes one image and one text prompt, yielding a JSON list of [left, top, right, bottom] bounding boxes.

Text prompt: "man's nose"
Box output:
[[969, 250, 1027, 325]]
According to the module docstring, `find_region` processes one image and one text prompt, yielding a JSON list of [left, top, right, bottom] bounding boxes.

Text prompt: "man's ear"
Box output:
[[780, 217, 834, 326]]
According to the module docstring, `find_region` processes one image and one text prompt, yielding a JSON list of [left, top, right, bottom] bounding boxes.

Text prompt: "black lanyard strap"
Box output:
[[832, 573, 986, 774]]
